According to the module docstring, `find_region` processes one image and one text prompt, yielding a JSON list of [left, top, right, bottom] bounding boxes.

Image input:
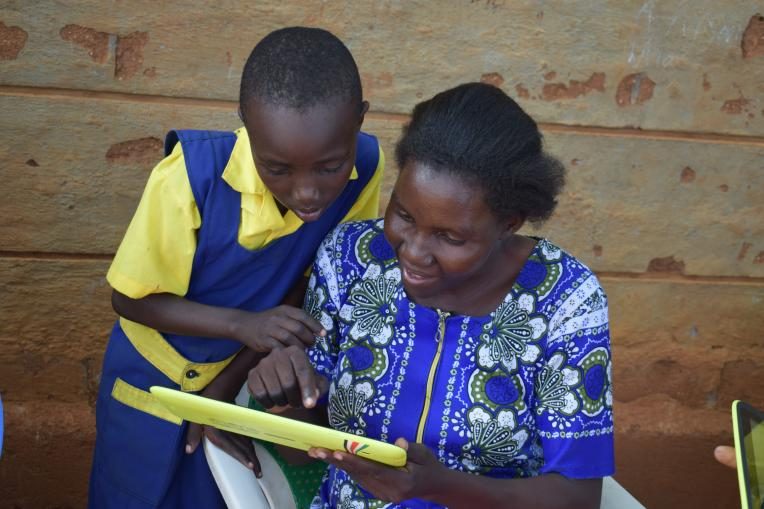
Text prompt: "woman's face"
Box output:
[[384, 160, 510, 307]]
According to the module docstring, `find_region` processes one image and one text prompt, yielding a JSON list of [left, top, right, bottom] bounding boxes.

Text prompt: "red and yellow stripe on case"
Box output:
[[343, 440, 370, 455]]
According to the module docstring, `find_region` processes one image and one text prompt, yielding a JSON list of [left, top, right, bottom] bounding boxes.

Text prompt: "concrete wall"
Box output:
[[1, 1, 763, 507]]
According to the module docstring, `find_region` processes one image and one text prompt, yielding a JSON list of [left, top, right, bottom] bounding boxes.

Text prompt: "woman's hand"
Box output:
[[309, 438, 444, 504], [233, 306, 325, 352], [247, 345, 329, 409]]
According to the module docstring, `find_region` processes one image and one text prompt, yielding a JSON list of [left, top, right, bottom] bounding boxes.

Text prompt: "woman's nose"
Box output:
[[400, 231, 434, 266]]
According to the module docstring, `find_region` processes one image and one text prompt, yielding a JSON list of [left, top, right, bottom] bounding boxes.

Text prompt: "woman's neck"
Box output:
[[419, 235, 539, 317]]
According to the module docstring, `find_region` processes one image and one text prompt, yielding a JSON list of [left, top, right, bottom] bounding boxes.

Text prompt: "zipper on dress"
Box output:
[[415, 309, 450, 443]]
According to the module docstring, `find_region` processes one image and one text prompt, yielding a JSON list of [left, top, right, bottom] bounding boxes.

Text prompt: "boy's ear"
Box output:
[[357, 101, 370, 128], [237, 107, 245, 123]]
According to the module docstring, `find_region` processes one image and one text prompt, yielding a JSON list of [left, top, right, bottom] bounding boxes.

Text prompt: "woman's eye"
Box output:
[[439, 233, 465, 246], [397, 209, 414, 223]]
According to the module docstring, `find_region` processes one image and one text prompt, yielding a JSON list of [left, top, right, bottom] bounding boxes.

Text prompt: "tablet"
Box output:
[[150, 386, 407, 467], [732, 400, 764, 509]]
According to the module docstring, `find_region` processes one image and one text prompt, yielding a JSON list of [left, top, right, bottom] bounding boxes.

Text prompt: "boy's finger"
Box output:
[[283, 307, 325, 336], [275, 319, 316, 347], [208, 430, 258, 474], [185, 422, 203, 453]]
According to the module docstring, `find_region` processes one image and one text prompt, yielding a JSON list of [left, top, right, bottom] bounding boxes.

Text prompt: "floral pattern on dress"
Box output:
[[327, 372, 374, 435], [461, 406, 529, 472], [339, 263, 400, 347], [476, 295, 546, 373]]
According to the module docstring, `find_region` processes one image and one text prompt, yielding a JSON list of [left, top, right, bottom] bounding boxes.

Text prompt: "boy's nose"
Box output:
[[293, 184, 321, 207]]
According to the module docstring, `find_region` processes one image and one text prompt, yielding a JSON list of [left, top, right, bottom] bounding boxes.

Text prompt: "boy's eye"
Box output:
[[318, 162, 346, 175], [265, 165, 289, 176]]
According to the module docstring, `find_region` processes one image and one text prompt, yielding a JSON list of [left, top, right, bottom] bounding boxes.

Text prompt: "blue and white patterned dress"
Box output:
[[306, 219, 614, 509]]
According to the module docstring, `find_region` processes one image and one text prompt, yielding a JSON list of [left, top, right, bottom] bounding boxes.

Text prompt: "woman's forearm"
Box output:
[[426, 469, 602, 509]]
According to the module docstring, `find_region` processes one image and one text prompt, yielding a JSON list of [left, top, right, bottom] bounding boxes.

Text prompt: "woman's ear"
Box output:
[[504, 214, 526, 235]]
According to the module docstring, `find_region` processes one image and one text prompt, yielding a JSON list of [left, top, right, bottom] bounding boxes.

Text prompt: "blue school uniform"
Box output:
[[89, 129, 381, 508]]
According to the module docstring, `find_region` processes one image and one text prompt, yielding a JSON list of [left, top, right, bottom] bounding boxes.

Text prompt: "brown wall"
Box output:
[[1, 1, 763, 508]]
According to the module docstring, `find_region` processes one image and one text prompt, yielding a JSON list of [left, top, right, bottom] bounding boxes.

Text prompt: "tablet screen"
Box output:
[[736, 402, 764, 509]]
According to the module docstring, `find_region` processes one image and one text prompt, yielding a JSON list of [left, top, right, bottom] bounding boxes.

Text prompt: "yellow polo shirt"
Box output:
[[107, 127, 384, 299]]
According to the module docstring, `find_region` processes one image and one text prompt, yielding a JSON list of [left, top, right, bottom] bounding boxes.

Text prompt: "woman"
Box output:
[[248, 82, 614, 508]]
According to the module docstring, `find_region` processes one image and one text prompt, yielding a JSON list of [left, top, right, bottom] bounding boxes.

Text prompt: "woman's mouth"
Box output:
[[401, 264, 438, 286]]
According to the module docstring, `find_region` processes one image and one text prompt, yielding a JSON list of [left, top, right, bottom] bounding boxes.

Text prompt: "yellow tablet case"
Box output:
[[151, 386, 407, 467]]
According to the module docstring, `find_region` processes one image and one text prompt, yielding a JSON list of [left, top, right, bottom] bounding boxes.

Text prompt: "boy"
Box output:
[[88, 27, 383, 508]]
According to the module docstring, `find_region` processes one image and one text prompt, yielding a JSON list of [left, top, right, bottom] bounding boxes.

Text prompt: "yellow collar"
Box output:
[[221, 128, 359, 247]]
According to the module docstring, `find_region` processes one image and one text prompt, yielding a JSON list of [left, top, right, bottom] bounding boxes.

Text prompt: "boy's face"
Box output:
[[244, 99, 367, 222]]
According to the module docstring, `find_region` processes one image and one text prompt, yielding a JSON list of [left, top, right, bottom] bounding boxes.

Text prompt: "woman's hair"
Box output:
[[395, 82, 565, 224]]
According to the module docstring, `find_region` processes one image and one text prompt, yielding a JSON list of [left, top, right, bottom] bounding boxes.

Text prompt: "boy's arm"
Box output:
[[110, 145, 322, 350], [180, 276, 314, 472], [112, 291, 321, 352]]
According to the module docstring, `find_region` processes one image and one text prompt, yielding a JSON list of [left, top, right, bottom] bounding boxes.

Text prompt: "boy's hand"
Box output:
[[247, 346, 329, 409], [234, 305, 325, 352], [186, 423, 262, 477], [184, 378, 260, 476]]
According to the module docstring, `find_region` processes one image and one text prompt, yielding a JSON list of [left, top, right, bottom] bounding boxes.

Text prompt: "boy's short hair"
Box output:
[[240, 27, 362, 114]]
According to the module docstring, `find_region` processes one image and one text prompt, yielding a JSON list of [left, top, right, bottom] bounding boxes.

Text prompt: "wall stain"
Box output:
[[737, 242, 752, 261], [105, 137, 163, 165], [541, 72, 605, 101], [721, 97, 750, 114], [647, 256, 685, 273], [59, 24, 110, 64], [480, 72, 504, 87], [115, 31, 149, 80], [0, 20, 28, 60], [616, 73, 655, 107], [741, 13, 764, 59], [680, 166, 696, 183]]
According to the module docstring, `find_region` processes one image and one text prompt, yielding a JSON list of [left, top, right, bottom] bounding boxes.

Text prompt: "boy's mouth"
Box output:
[[295, 207, 323, 222]]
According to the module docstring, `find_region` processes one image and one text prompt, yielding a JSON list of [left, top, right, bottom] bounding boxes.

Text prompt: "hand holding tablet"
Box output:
[[151, 386, 407, 468]]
